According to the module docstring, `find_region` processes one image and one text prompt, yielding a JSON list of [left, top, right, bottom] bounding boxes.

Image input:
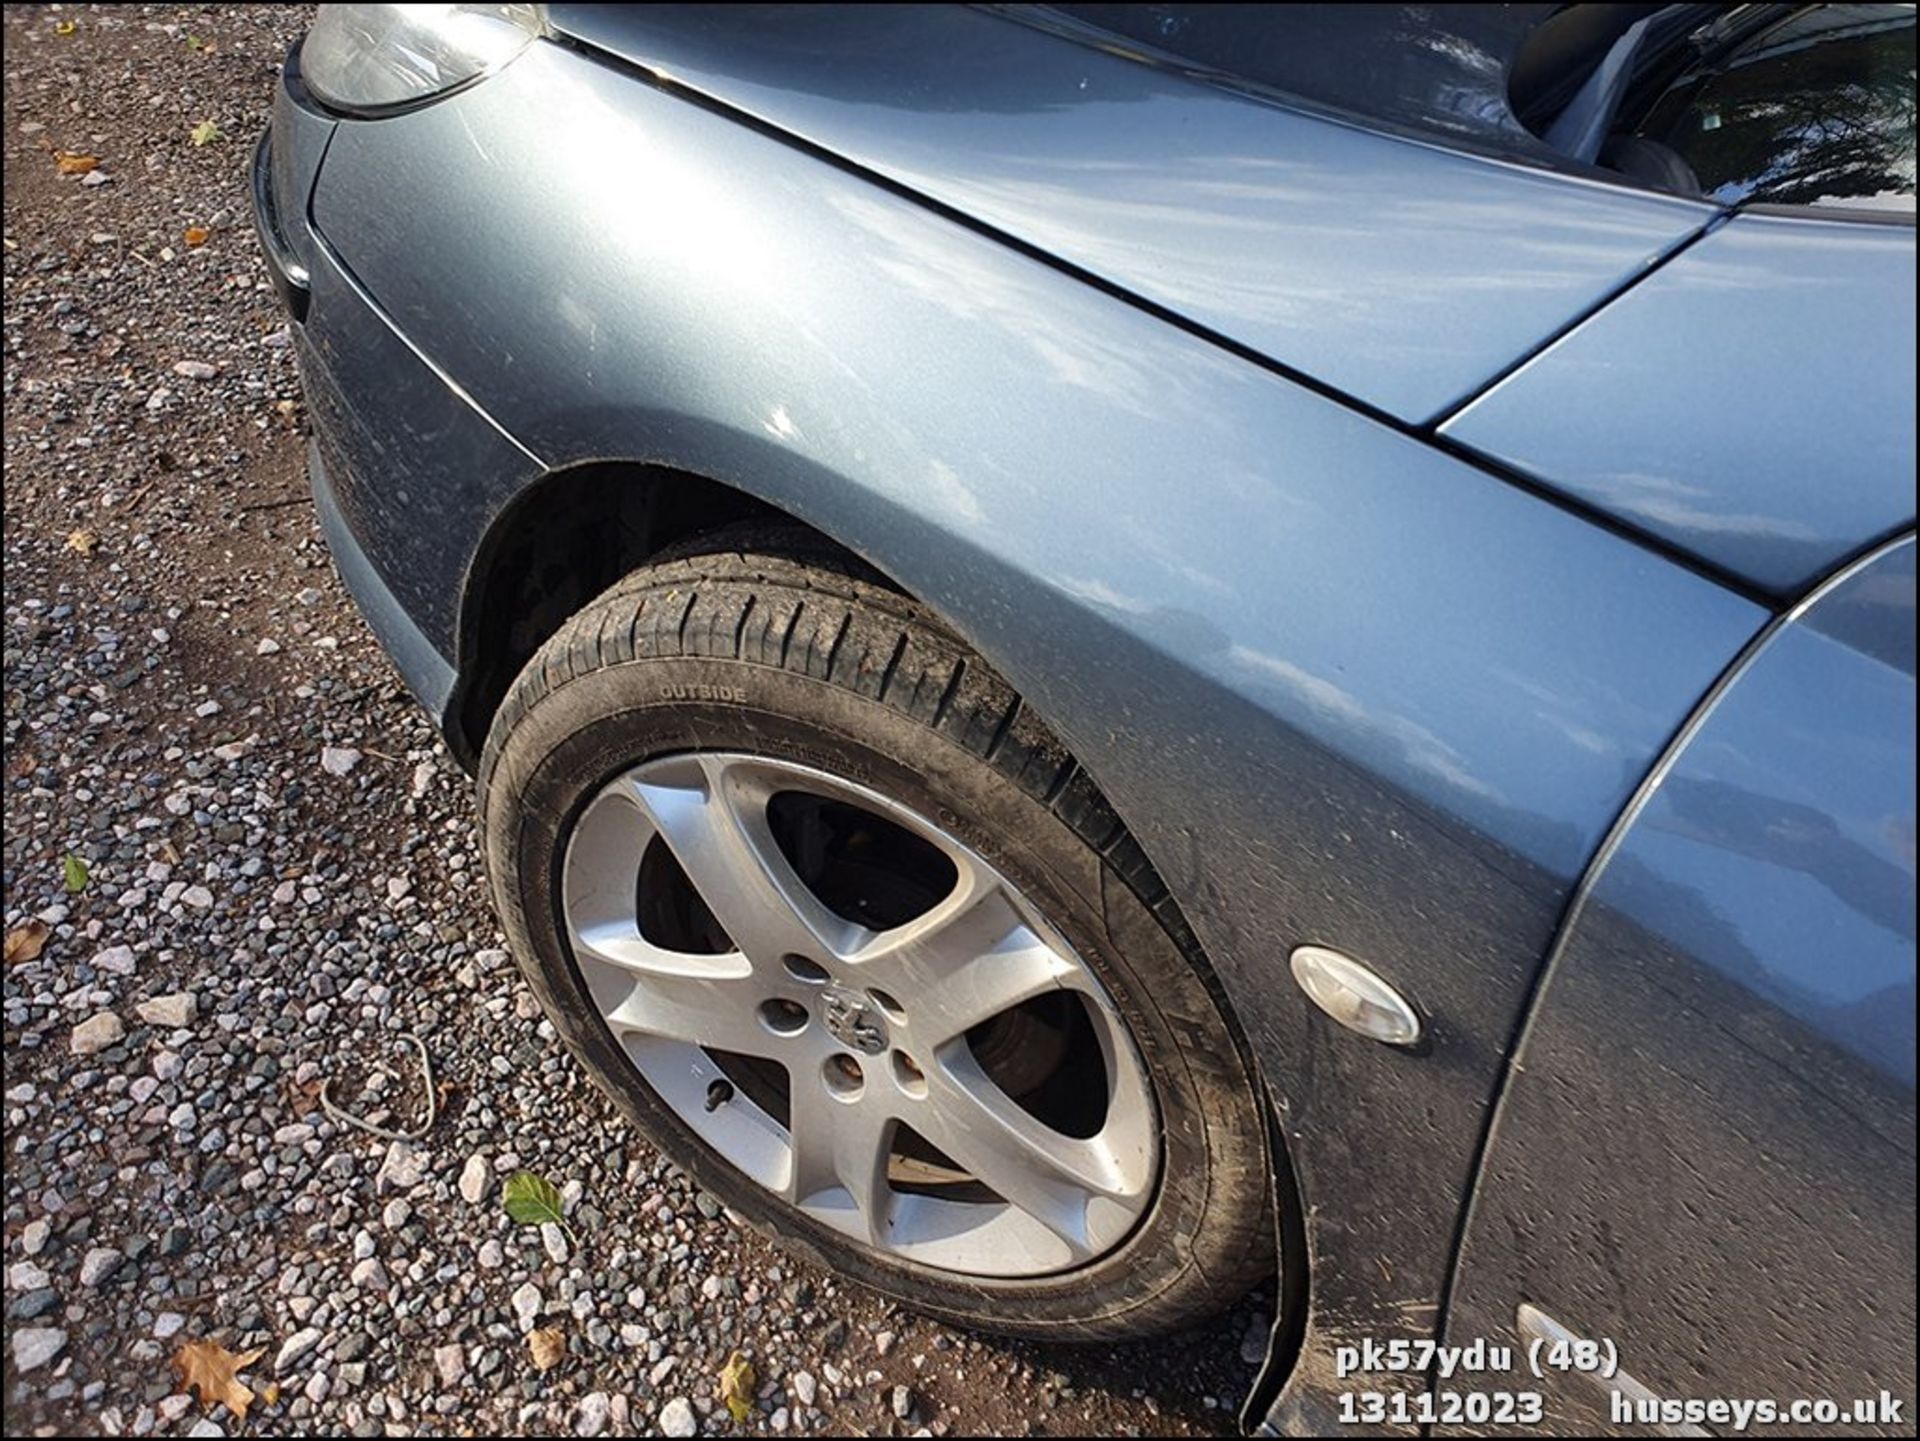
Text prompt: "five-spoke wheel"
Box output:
[[563, 753, 1157, 1278]]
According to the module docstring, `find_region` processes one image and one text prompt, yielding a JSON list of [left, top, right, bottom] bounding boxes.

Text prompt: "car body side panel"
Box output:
[[1441, 538, 1916, 1435], [1442, 213, 1919, 597], [540, 2, 1715, 423], [303, 40, 1764, 1420]]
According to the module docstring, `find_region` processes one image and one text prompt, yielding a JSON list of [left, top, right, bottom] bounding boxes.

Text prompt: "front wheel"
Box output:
[[479, 534, 1274, 1338]]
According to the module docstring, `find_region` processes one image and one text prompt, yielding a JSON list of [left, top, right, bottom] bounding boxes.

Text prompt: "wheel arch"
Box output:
[[450, 458, 814, 769], [451, 453, 1308, 1361]]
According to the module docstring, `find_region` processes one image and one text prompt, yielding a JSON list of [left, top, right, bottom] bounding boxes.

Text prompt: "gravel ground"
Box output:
[[3, 6, 1271, 1436]]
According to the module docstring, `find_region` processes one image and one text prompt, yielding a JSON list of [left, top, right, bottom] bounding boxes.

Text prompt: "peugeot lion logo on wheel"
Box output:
[[821, 985, 890, 1056]]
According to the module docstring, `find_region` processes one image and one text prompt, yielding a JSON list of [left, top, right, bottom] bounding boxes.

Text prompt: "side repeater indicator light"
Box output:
[[1289, 945, 1423, 1047]]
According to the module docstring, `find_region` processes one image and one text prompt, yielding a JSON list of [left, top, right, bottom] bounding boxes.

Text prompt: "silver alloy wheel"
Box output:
[[560, 752, 1159, 1278]]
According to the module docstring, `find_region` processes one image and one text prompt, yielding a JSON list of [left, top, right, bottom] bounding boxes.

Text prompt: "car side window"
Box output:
[[1631, 3, 1916, 214]]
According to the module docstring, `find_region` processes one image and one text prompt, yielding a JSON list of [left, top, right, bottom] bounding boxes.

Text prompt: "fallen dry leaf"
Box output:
[[54, 19, 76, 35], [174, 1339, 267, 1421], [527, 1327, 566, 1372], [190, 119, 222, 147], [66, 529, 99, 555], [55, 152, 99, 175], [5, 920, 51, 965], [718, 1350, 756, 1423], [284, 1074, 326, 1119], [184, 226, 210, 247]]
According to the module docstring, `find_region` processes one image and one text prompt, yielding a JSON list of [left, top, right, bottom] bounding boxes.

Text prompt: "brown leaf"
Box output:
[[5, 920, 51, 965], [184, 226, 211, 248], [55, 152, 99, 175], [284, 1074, 325, 1119], [718, 1350, 756, 1422], [173, 1338, 267, 1421], [54, 19, 77, 35], [527, 1326, 567, 1372], [66, 529, 99, 556]]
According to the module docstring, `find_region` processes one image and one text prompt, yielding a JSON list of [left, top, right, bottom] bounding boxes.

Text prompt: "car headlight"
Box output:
[[301, 3, 546, 115]]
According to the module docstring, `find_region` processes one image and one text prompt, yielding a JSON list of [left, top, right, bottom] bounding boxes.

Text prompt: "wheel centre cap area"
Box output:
[[821, 983, 889, 1055]]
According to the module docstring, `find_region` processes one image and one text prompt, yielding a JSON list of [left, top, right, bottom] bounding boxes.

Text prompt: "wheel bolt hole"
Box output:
[[759, 998, 809, 1036], [782, 953, 830, 984], [891, 1050, 927, 1099], [823, 1053, 865, 1099], [867, 987, 907, 1022]]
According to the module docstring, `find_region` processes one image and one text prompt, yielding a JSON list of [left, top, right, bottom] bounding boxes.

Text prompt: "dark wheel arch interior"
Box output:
[[450, 461, 802, 768]]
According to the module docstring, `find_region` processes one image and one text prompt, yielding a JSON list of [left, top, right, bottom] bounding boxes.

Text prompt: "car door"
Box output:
[[1440, 537, 1916, 1435]]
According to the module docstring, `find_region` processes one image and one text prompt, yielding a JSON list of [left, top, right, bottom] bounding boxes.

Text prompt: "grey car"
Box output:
[[255, 4, 1915, 1432]]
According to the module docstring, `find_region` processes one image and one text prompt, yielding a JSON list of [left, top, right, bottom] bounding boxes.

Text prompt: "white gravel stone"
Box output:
[[12, 1328, 67, 1372], [91, 944, 137, 975], [511, 1282, 543, 1332], [275, 1326, 323, 1374], [70, 1011, 124, 1055], [319, 746, 361, 775], [790, 1371, 816, 1407], [658, 1398, 698, 1438], [136, 993, 196, 1027], [20, 1220, 50, 1257], [383, 1197, 411, 1229], [179, 885, 214, 909], [434, 1343, 466, 1387], [79, 1246, 124, 1287], [541, 1221, 569, 1264], [458, 1152, 490, 1204], [9, 1260, 52, 1292], [374, 1139, 422, 1193], [576, 1392, 611, 1437], [172, 360, 218, 380]]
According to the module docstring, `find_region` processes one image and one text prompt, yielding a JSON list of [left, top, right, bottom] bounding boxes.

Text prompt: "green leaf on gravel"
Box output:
[[502, 1171, 566, 1228], [190, 119, 222, 147], [62, 853, 89, 894]]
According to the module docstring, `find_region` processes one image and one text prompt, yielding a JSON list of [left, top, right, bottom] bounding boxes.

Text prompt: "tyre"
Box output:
[[479, 527, 1273, 1337]]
